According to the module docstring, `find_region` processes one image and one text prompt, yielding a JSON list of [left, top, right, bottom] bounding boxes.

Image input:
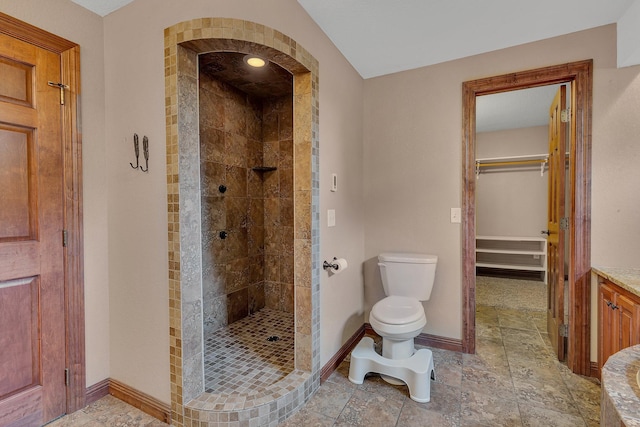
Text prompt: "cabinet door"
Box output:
[[618, 293, 640, 349], [599, 282, 618, 368]]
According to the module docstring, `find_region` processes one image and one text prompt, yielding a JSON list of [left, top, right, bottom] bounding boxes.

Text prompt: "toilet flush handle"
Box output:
[[378, 263, 387, 282]]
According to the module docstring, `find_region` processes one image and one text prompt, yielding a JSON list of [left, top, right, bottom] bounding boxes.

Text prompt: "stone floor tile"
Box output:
[[496, 311, 538, 331], [45, 411, 96, 427], [508, 361, 569, 387], [277, 407, 335, 427], [461, 365, 516, 402], [569, 387, 601, 424], [303, 378, 355, 418], [476, 305, 500, 325], [327, 360, 360, 389], [396, 405, 459, 427], [462, 351, 511, 378], [476, 322, 504, 340], [397, 382, 462, 426], [500, 327, 545, 345], [429, 348, 463, 387], [461, 389, 522, 427], [519, 403, 586, 427], [334, 388, 403, 427], [356, 373, 411, 402], [512, 376, 581, 416]]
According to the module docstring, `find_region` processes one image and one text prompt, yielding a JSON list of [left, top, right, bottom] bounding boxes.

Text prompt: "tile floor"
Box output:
[[49, 305, 601, 426], [204, 308, 295, 394], [45, 395, 167, 427], [281, 305, 601, 427]]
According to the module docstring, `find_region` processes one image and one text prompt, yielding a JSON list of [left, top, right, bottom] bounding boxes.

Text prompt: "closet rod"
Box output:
[[477, 159, 547, 168], [476, 153, 548, 163]]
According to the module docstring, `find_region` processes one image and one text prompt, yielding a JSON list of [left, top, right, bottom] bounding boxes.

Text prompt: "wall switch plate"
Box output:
[[328, 209, 336, 227], [450, 208, 461, 223]]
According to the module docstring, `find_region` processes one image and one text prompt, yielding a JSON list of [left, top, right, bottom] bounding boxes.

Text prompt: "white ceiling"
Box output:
[[73, 0, 634, 78], [296, 0, 634, 78], [476, 84, 563, 133], [71, 0, 133, 17], [69, 0, 634, 131]]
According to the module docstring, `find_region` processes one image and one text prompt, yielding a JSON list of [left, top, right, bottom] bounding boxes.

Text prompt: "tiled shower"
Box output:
[[168, 21, 320, 422], [198, 52, 295, 393]]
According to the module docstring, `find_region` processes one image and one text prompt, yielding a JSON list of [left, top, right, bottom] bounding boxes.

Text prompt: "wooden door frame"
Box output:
[[461, 60, 593, 376], [0, 13, 86, 412]]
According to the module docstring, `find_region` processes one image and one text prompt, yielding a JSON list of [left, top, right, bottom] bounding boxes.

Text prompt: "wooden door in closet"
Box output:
[[546, 85, 566, 361]]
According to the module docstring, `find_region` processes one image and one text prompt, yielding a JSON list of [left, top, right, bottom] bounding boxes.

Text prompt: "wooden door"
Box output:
[[618, 293, 640, 350], [0, 33, 67, 426], [598, 282, 617, 369], [546, 86, 567, 361]]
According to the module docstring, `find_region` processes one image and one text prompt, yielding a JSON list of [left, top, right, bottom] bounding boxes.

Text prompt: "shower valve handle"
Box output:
[[219, 231, 228, 239]]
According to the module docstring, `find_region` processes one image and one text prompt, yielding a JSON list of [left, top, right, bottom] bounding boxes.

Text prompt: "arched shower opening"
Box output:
[[164, 19, 320, 426]]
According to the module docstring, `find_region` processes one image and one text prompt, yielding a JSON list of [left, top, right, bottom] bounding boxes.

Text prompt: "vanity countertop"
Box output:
[[601, 344, 640, 427], [592, 266, 640, 298]]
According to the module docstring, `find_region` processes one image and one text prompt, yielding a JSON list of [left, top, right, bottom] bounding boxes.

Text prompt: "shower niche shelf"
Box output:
[[252, 166, 277, 172]]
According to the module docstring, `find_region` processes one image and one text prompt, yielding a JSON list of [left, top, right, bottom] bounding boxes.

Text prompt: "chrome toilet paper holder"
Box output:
[[323, 257, 339, 271]]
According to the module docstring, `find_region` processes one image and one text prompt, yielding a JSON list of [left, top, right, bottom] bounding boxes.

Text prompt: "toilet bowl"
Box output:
[[370, 295, 426, 358], [348, 252, 438, 402]]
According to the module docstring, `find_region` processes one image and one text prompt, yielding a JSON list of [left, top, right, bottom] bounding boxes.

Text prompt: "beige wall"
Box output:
[[476, 126, 548, 238], [0, 0, 364, 405], [364, 24, 640, 341], [102, 0, 364, 403], [0, 0, 109, 387], [6, 0, 639, 405]]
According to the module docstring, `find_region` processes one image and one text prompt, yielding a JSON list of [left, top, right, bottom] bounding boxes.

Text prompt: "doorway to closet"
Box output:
[[461, 60, 593, 376], [474, 83, 569, 360]]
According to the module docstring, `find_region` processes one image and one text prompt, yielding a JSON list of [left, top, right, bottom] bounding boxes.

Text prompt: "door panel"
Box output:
[[546, 85, 566, 361], [599, 282, 617, 368], [618, 293, 640, 350], [0, 126, 36, 240], [0, 278, 39, 398], [0, 56, 33, 106], [0, 32, 66, 426]]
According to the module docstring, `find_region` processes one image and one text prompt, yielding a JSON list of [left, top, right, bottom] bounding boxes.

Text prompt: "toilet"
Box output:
[[348, 252, 437, 403]]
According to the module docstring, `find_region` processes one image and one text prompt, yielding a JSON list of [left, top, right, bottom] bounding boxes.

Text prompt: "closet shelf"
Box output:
[[476, 248, 545, 256], [476, 262, 546, 272], [476, 236, 548, 283]]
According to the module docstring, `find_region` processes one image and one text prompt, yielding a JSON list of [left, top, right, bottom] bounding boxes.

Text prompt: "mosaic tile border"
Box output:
[[164, 18, 320, 426], [187, 370, 311, 415]]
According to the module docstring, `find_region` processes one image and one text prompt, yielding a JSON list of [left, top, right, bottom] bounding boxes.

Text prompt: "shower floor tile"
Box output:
[[204, 308, 295, 394]]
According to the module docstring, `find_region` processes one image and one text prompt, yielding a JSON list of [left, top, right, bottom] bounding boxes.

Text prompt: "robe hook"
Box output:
[[129, 133, 140, 169]]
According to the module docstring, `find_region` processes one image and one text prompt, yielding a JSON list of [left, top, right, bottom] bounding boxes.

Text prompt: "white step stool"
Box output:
[[348, 336, 435, 403]]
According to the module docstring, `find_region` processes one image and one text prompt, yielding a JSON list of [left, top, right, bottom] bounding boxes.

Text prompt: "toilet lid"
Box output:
[[371, 296, 425, 325]]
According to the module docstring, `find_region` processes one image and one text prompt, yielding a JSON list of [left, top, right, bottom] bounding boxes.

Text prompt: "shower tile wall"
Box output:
[[199, 70, 293, 336], [262, 96, 295, 314]]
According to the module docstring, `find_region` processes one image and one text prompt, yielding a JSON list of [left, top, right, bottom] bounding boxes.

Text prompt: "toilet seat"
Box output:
[[370, 296, 426, 338], [371, 296, 424, 324]]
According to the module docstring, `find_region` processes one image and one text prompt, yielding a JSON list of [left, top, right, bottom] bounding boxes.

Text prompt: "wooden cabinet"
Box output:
[[598, 278, 640, 372]]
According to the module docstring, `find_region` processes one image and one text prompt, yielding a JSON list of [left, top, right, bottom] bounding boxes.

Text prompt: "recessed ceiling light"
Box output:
[[243, 55, 266, 68]]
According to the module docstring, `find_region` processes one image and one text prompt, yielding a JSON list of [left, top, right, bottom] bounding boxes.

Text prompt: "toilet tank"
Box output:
[[378, 252, 438, 301]]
